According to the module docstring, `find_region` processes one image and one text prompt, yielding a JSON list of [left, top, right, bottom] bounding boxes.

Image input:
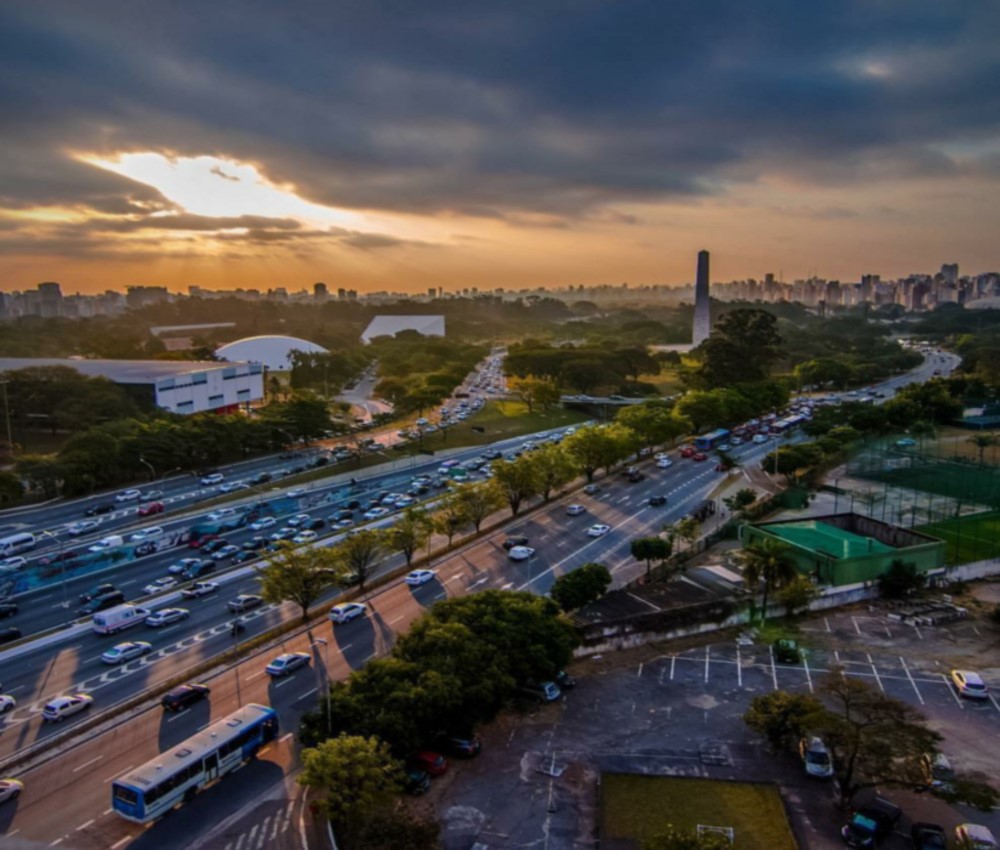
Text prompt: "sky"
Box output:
[[1, 0, 999, 295]]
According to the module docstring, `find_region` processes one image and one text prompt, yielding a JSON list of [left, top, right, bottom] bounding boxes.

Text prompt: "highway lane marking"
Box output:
[[274, 677, 297, 688], [104, 765, 133, 782], [111, 835, 129, 848], [73, 755, 103, 772], [76, 820, 95, 831], [49, 837, 63, 846], [387, 614, 406, 625], [296, 688, 318, 701], [166, 709, 191, 722]]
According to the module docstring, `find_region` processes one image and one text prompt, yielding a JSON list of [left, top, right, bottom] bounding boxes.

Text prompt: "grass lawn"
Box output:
[[600, 774, 797, 850], [917, 510, 1000, 564], [427, 400, 589, 448]]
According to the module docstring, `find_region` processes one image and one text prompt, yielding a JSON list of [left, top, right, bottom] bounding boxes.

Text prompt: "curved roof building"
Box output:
[[215, 335, 328, 371]]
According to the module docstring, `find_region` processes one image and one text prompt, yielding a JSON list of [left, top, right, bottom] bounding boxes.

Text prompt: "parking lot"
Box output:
[[424, 603, 1000, 850]]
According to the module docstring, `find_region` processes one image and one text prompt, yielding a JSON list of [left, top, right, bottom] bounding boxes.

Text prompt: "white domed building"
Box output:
[[215, 335, 328, 371]]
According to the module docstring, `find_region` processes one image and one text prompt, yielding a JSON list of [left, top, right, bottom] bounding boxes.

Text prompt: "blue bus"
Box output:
[[112, 703, 279, 823], [694, 428, 730, 451]]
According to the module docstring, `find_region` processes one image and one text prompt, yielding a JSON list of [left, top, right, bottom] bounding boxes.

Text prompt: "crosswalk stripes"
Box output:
[[222, 800, 295, 850]]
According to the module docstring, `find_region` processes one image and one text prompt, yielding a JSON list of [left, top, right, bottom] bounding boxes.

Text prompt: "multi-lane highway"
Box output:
[[0, 349, 958, 848]]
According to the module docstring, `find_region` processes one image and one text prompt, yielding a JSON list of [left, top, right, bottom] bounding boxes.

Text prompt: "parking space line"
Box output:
[[867, 654, 884, 692], [942, 674, 964, 708], [990, 694, 1000, 715], [768, 645, 778, 690], [852, 617, 862, 635], [704, 646, 710, 683], [803, 654, 813, 693], [913, 623, 923, 641], [899, 656, 925, 705]]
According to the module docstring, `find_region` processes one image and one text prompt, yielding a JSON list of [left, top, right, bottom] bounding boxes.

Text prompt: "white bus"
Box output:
[[112, 703, 279, 823]]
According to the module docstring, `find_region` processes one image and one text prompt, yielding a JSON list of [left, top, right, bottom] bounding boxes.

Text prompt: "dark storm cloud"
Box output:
[[1, 0, 998, 222]]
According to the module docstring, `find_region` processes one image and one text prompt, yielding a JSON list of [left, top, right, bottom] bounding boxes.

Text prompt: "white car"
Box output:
[[129, 526, 164, 543], [586, 524, 611, 538], [168, 557, 202, 575], [0, 695, 15, 713], [101, 641, 152, 664], [287, 514, 312, 527], [565, 504, 586, 516], [181, 581, 219, 599], [287, 488, 306, 498], [329, 603, 367, 624], [66, 519, 100, 536], [42, 693, 93, 722], [115, 489, 142, 503], [405, 569, 436, 586], [146, 607, 189, 627], [208, 508, 237, 522], [656, 457, 673, 468], [507, 546, 536, 561], [0, 557, 27, 574], [363, 507, 390, 520], [752, 434, 769, 444], [200, 473, 225, 486], [0, 778, 22, 803], [143, 576, 178, 594], [250, 516, 277, 531], [293, 530, 318, 544], [583, 483, 600, 495], [219, 481, 249, 493], [951, 669, 989, 699]]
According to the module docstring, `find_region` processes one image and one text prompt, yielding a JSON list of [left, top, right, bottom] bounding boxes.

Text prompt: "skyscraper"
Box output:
[[692, 250, 711, 347]]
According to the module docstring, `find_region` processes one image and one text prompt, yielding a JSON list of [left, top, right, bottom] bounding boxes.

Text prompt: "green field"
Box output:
[[917, 510, 1000, 565], [854, 456, 1000, 509], [600, 775, 797, 850]]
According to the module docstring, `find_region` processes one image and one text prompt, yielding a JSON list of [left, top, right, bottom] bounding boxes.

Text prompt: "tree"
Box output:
[[695, 308, 783, 388], [432, 492, 468, 547], [563, 424, 618, 482], [615, 402, 690, 451], [263, 393, 332, 443], [739, 539, 799, 622], [630, 536, 672, 578], [332, 529, 385, 594], [298, 734, 402, 847], [550, 562, 612, 611], [674, 391, 727, 433], [669, 517, 700, 554], [258, 542, 343, 621], [743, 690, 824, 751], [723, 488, 757, 517], [0, 472, 23, 505], [491, 455, 539, 516], [14, 454, 62, 499], [388, 508, 432, 567], [527, 443, 577, 501], [878, 559, 926, 600], [812, 671, 941, 806], [967, 432, 998, 466], [776, 574, 819, 616], [509, 377, 560, 413], [644, 827, 734, 850], [614, 347, 659, 382], [453, 480, 504, 533]]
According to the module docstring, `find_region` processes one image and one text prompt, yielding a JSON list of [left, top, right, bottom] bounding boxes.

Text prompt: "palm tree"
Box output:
[[739, 539, 799, 622], [967, 432, 998, 466]]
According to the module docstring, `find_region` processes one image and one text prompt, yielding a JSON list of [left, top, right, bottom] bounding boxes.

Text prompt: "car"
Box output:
[[648, 495, 668, 506], [555, 670, 577, 690], [78, 591, 125, 615], [250, 471, 273, 485], [911, 824, 947, 850], [79, 582, 118, 603], [565, 504, 586, 516], [292, 530, 318, 544], [773, 639, 801, 663], [270, 528, 296, 541], [951, 669, 989, 699], [919, 752, 956, 792], [404, 768, 431, 795], [129, 526, 164, 542], [251, 516, 277, 531], [181, 581, 219, 599], [0, 602, 17, 619], [139, 490, 163, 502], [287, 488, 306, 498], [717, 443, 731, 452], [507, 546, 535, 561], [502, 535, 529, 551], [955, 825, 998, 850], [626, 468, 645, 482], [656, 457, 673, 468], [66, 519, 100, 536], [85, 502, 115, 517], [895, 438, 918, 448], [242, 536, 268, 552], [583, 483, 600, 495], [0, 779, 23, 804], [405, 569, 436, 586], [752, 433, 769, 443], [0, 628, 20, 646], [160, 683, 211, 712], [586, 524, 611, 537], [411, 751, 448, 776], [331, 510, 354, 521], [680, 446, 696, 458], [799, 736, 834, 778], [168, 557, 202, 575], [101, 641, 153, 664], [0, 557, 27, 573], [137, 501, 164, 517], [211, 544, 241, 561], [218, 481, 248, 493], [691, 452, 708, 462], [266, 652, 311, 677], [207, 507, 237, 522], [115, 489, 142, 503], [329, 603, 367, 624], [200, 473, 225, 486], [146, 607, 190, 627], [142, 576, 178, 594], [227, 594, 263, 613], [363, 507, 389, 520], [232, 550, 257, 564], [841, 798, 901, 848], [287, 513, 312, 527], [439, 735, 481, 758]]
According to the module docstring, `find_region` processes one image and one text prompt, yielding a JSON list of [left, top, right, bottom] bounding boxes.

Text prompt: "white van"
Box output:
[[0, 532, 36, 558], [88, 534, 125, 554], [92, 604, 150, 635]]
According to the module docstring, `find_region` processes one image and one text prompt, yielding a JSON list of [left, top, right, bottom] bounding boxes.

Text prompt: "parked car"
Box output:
[[919, 752, 956, 793], [583, 483, 600, 495], [265, 652, 311, 677], [799, 736, 834, 778], [773, 639, 801, 664], [160, 683, 210, 712], [410, 751, 448, 776], [841, 798, 901, 848], [954, 824, 998, 850], [951, 669, 989, 699], [438, 735, 482, 758], [911, 823, 947, 850], [404, 768, 431, 795]]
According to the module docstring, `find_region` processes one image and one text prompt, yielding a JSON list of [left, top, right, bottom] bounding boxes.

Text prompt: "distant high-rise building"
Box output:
[[692, 250, 711, 346], [940, 263, 959, 284], [337, 288, 346, 300], [37, 281, 63, 318], [313, 282, 328, 299]]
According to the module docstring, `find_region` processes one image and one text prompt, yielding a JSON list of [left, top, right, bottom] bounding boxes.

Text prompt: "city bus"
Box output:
[[111, 703, 279, 823], [769, 414, 807, 435], [693, 428, 730, 451]]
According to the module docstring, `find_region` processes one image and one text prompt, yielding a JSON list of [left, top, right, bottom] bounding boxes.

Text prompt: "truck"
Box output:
[[92, 603, 151, 635]]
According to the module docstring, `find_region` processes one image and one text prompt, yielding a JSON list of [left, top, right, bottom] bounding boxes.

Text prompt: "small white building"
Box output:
[[361, 315, 445, 344], [214, 335, 328, 371]]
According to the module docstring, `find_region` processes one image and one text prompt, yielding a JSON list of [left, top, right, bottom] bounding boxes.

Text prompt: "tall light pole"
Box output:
[[138, 456, 155, 482]]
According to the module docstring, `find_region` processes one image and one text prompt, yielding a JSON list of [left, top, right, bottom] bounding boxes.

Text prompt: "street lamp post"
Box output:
[[0, 381, 12, 461], [138, 456, 155, 482]]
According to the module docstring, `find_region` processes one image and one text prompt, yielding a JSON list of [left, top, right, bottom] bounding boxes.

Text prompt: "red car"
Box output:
[[411, 751, 448, 776], [692, 452, 708, 462], [680, 446, 696, 458], [138, 501, 164, 517]]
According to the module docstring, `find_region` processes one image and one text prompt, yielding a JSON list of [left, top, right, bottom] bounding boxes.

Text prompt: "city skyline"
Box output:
[[1, 1, 999, 294]]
